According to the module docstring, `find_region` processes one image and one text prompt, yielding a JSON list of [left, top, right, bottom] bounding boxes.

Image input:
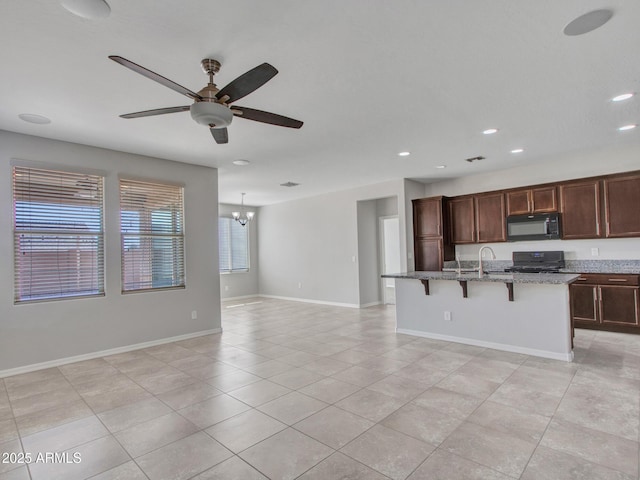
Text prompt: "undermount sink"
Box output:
[[442, 267, 478, 273]]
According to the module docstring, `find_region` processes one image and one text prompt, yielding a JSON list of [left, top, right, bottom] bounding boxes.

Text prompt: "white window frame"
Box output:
[[12, 165, 105, 303], [218, 216, 250, 274], [120, 178, 185, 293]]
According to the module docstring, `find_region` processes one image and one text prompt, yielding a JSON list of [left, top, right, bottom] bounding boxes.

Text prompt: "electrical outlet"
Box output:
[[591, 247, 599, 256], [444, 311, 452, 321], [298, 282, 302, 289], [224, 285, 229, 291], [191, 310, 197, 320]]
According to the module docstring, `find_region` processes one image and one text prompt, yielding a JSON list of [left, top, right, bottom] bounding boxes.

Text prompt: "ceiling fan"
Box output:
[[108, 56, 303, 144]]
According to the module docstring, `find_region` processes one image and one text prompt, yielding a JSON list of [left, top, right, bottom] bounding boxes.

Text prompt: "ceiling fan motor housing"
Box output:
[[190, 101, 233, 128]]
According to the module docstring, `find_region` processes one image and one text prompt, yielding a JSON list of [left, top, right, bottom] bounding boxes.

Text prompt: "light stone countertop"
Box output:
[[382, 271, 581, 285]]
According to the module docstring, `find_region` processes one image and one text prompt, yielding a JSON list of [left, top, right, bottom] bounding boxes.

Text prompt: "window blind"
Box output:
[[218, 217, 249, 273], [13, 166, 104, 303], [120, 179, 185, 292]]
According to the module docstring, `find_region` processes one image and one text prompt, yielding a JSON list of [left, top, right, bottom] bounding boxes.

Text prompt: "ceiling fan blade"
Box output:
[[109, 56, 202, 101], [210, 127, 229, 144], [120, 106, 191, 119], [216, 63, 278, 104], [232, 106, 303, 129]]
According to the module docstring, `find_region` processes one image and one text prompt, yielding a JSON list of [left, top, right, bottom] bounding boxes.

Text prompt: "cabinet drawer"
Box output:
[[573, 273, 639, 286]]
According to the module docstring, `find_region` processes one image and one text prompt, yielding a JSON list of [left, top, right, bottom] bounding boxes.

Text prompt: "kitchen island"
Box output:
[[383, 271, 580, 361]]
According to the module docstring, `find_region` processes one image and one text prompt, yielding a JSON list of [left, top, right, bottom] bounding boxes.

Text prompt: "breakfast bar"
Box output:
[[383, 271, 580, 361]]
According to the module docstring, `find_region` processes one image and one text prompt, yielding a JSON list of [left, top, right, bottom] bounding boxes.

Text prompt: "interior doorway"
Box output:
[[380, 215, 401, 304]]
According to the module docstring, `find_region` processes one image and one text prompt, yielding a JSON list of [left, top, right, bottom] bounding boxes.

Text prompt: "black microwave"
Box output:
[[506, 213, 561, 241]]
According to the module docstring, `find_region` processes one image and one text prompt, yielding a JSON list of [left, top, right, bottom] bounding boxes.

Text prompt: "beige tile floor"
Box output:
[[1, 297, 639, 479]]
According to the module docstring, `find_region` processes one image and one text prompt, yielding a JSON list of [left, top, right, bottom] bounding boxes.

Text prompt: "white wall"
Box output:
[[0, 131, 221, 372], [258, 180, 408, 306], [218, 203, 260, 300], [422, 143, 640, 261]]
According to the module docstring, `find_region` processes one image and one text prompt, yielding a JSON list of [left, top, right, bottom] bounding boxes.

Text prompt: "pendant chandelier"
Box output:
[[232, 193, 254, 226]]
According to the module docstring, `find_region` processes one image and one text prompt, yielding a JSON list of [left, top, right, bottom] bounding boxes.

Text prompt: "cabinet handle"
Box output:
[[577, 277, 588, 281], [607, 278, 628, 282]]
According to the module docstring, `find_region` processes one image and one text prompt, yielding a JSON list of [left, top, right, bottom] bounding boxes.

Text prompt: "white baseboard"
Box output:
[[258, 294, 360, 309], [221, 294, 262, 302], [0, 328, 222, 379], [360, 301, 383, 308], [396, 328, 574, 362]]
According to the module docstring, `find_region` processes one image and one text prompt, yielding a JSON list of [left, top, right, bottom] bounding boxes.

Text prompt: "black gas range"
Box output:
[[504, 251, 565, 273]]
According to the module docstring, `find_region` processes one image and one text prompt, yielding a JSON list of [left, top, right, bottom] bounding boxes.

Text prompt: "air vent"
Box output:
[[465, 156, 486, 163], [280, 182, 300, 187]]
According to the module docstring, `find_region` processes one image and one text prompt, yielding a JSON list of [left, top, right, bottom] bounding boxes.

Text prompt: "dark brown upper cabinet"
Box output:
[[413, 197, 444, 238], [448, 193, 506, 244], [448, 196, 475, 244], [412, 197, 454, 271], [559, 180, 602, 239], [475, 192, 507, 243], [506, 186, 557, 216], [603, 173, 640, 237]]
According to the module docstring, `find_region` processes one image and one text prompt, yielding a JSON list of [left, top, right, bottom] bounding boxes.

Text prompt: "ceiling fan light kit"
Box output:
[[190, 102, 233, 128], [109, 55, 303, 144]]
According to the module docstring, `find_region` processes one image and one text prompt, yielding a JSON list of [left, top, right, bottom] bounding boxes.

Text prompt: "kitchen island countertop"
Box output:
[[383, 271, 580, 285]]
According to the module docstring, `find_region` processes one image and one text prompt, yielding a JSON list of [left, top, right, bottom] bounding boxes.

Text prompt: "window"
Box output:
[[13, 166, 104, 303], [218, 217, 249, 273], [120, 179, 185, 292]]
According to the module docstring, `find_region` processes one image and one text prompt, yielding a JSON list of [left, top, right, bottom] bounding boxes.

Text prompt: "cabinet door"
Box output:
[[448, 197, 475, 244], [599, 286, 639, 327], [531, 187, 557, 213], [475, 193, 506, 243], [413, 198, 443, 237], [506, 190, 531, 216], [559, 180, 602, 239], [414, 238, 443, 271], [604, 175, 640, 237], [570, 284, 598, 323]]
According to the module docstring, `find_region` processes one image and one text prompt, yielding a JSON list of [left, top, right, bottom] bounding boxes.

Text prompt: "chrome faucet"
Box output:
[[478, 246, 496, 277]]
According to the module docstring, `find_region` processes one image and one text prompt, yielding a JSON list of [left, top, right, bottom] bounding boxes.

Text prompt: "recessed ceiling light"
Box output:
[[398, 151, 411, 157], [482, 128, 498, 135], [510, 148, 524, 154], [618, 124, 637, 131], [563, 9, 613, 36], [435, 165, 446, 169], [612, 93, 634, 102], [233, 159, 251, 166], [18, 113, 51, 125], [280, 182, 300, 187], [61, 0, 111, 19]]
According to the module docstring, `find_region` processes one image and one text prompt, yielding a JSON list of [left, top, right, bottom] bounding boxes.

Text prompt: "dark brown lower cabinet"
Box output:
[[571, 274, 640, 333], [414, 238, 454, 271]]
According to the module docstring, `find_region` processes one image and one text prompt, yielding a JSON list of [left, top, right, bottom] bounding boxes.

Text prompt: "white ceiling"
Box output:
[[1, 1, 639, 206]]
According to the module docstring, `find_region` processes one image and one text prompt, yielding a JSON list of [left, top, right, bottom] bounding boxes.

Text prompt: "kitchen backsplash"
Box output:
[[443, 259, 640, 274]]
